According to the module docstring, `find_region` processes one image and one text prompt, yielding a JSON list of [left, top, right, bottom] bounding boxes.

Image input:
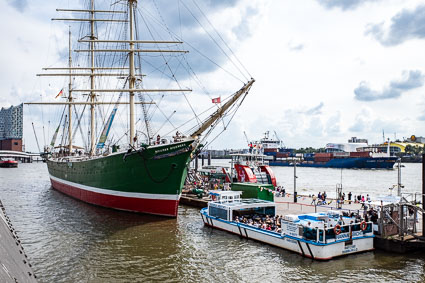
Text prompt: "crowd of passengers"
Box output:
[[232, 208, 379, 234], [234, 214, 283, 233]]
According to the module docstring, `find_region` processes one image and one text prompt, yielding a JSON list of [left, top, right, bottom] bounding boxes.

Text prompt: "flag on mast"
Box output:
[[212, 97, 221, 103], [55, 88, 64, 99]]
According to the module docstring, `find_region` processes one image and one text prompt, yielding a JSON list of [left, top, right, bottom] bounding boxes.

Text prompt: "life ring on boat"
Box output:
[[334, 224, 341, 235], [211, 195, 216, 201], [360, 221, 367, 231]]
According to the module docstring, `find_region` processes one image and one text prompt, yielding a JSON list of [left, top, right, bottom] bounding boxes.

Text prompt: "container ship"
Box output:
[[251, 132, 397, 169]]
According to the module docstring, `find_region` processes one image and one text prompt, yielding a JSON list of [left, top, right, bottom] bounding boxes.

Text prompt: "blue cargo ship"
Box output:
[[251, 132, 397, 169]]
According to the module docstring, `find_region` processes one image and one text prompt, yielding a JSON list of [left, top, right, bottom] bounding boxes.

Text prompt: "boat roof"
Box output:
[[209, 190, 242, 197], [209, 198, 275, 210]]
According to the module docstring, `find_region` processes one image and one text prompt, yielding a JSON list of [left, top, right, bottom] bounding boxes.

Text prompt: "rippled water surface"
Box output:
[[1, 163, 424, 282]]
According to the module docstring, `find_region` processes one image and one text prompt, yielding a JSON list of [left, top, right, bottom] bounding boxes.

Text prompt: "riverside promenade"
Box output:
[[274, 193, 364, 215]]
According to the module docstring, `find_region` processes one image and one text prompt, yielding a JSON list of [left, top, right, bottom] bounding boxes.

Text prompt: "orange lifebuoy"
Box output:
[[360, 221, 367, 231], [334, 224, 341, 235]]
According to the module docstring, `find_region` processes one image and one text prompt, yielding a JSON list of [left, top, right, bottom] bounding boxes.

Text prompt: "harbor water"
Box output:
[[1, 163, 424, 282]]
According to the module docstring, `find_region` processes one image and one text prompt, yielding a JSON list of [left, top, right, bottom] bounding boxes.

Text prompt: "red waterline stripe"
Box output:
[[50, 178, 179, 217]]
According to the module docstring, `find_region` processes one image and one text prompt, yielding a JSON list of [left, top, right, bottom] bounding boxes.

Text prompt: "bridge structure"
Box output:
[[0, 150, 42, 163]]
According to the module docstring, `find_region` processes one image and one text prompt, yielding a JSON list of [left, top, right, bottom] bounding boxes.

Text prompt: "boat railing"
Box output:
[[300, 221, 374, 244]]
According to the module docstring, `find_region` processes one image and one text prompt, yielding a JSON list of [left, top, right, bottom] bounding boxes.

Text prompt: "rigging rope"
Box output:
[[191, 0, 252, 79], [180, 0, 249, 81], [139, 5, 202, 127]]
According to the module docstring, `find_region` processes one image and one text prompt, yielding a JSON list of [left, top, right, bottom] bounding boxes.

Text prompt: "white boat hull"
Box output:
[[201, 209, 374, 260]]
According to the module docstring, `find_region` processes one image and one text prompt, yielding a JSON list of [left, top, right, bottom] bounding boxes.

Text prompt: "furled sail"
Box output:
[[97, 95, 122, 149]]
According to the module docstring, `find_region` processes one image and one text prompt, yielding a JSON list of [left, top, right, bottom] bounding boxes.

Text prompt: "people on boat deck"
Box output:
[[233, 214, 283, 233], [232, 210, 375, 236]]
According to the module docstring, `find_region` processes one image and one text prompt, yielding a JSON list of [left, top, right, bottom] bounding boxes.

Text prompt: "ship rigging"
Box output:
[[25, 0, 254, 217]]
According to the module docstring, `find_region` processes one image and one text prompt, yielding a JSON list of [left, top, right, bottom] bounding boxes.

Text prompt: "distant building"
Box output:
[[326, 137, 369, 153], [406, 135, 425, 144], [348, 137, 368, 144], [0, 139, 23, 151], [0, 104, 23, 151]]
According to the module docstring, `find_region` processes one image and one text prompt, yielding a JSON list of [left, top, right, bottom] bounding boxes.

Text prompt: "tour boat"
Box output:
[[0, 159, 18, 168], [201, 191, 374, 260]]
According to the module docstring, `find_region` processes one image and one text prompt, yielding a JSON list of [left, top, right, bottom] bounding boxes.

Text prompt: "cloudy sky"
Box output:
[[2, 0, 425, 152]]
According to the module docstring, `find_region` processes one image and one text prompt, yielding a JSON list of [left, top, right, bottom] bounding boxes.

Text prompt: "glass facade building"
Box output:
[[0, 104, 23, 140]]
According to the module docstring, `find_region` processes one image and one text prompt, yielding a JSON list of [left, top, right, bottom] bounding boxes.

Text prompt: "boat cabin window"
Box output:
[[221, 195, 238, 203], [209, 206, 228, 220]]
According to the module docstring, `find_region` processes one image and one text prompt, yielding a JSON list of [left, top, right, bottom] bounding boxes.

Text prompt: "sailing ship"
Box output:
[[27, 0, 254, 217]]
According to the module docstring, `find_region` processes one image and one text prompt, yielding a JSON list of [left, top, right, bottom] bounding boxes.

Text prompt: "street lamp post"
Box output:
[[294, 161, 298, 202]]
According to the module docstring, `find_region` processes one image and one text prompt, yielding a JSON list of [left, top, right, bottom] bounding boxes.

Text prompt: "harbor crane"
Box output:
[[243, 131, 250, 145]]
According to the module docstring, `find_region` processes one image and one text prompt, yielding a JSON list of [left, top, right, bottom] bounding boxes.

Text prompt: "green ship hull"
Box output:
[[47, 140, 194, 217]]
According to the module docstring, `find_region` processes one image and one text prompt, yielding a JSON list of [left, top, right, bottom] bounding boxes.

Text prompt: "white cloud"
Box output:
[[366, 5, 425, 46], [316, 0, 379, 11], [2, 0, 425, 152], [354, 70, 425, 101]]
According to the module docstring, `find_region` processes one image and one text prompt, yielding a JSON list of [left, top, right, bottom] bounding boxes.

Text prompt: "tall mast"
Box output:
[[68, 27, 73, 153], [89, 0, 96, 155], [129, 0, 136, 146]]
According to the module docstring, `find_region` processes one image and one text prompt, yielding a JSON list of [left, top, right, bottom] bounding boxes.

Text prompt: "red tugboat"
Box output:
[[0, 159, 18, 168]]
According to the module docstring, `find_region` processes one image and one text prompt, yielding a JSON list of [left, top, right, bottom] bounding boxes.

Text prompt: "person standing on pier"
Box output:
[[348, 192, 352, 204]]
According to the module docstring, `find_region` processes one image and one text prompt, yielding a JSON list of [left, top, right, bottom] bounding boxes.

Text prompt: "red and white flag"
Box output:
[[55, 88, 64, 99], [212, 97, 221, 103]]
